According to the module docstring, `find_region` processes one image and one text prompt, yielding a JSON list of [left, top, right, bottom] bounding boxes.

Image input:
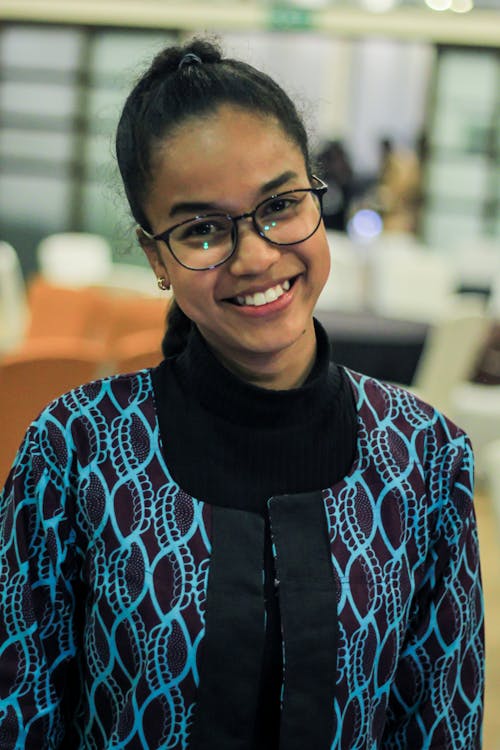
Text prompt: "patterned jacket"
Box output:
[[0, 368, 484, 749]]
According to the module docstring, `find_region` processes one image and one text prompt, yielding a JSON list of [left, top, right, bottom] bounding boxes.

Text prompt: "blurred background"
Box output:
[[0, 1, 499, 745]]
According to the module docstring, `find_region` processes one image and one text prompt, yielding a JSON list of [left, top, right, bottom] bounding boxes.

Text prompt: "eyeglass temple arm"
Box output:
[[138, 226, 156, 240]]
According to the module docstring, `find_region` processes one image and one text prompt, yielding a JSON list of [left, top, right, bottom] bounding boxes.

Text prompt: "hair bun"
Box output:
[[184, 38, 222, 65], [147, 38, 222, 83]]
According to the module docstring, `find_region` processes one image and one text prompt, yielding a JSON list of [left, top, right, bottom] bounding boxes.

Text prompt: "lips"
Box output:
[[232, 279, 292, 307]]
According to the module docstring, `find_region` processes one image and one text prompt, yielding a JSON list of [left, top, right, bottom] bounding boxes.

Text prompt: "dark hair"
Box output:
[[116, 37, 312, 357]]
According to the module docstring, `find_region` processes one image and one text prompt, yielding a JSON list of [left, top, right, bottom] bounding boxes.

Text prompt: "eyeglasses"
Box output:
[[141, 175, 328, 271]]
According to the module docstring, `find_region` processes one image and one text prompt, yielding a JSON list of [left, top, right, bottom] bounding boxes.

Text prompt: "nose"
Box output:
[[228, 218, 281, 276]]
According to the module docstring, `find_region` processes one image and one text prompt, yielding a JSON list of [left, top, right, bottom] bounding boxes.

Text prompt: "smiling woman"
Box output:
[[0, 37, 484, 750], [135, 105, 331, 388]]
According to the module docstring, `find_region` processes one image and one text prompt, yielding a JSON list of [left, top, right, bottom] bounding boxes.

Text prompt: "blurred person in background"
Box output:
[[315, 139, 354, 232], [0, 37, 484, 749], [376, 136, 423, 233]]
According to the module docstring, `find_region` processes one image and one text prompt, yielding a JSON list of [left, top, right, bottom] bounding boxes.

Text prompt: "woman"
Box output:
[[0, 39, 484, 749]]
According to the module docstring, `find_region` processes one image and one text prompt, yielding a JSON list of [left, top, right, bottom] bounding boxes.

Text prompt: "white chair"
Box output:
[[482, 439, 500, 530], [98, 262, 166, 298], [316, 232, 366, 312], [0, 241, 28, 353], [488, 270, 500, 320], [452, 238, 500, 293], [407, 309, 492, 416], [449, 383, 500, 478], [367, 244, 457, 323], [446, 287, 500, 477], [37, 232, 113, 287], [370, 231, 424, 253]]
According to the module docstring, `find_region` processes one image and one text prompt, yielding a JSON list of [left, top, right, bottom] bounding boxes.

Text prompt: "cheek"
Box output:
[[168, 270, 215, 319], [313, 232, 331, 283], [323, 239, 332, 277]]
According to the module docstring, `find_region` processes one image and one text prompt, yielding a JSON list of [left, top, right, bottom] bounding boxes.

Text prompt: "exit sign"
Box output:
[[268, 5, 314, 30]]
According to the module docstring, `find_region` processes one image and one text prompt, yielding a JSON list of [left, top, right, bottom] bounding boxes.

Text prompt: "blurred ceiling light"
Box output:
[[450, 0, 474, 11], [360, 0, 399, 11], [347, 209, 383, 243], [425, 0, 452, 9]]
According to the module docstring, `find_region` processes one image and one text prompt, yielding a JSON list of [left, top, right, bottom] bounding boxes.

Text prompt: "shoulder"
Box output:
[[38, 368, 154, 423], [341, 370, 474, 547], [343, 367, 471, 477], [21, 370, 157, 469], [345, 368, 464, 434]]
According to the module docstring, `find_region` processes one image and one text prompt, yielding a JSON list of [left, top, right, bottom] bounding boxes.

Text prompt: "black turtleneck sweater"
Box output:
[[151, 319, 357, 747]]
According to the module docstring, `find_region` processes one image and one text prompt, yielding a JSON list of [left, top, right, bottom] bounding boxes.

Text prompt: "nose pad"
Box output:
[[228, 219, 281, 275]]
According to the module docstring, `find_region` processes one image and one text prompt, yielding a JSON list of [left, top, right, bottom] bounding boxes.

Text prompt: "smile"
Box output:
[[233, 279, 292, 307]]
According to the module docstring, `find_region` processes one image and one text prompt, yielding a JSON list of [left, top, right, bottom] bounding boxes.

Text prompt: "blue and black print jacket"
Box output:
[[0, 368, 484, 749]]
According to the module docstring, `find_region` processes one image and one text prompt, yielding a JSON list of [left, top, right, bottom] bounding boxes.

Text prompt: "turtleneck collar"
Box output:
[[172, 318, 341, 429]]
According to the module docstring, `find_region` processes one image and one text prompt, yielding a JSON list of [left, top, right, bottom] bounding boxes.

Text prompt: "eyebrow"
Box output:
[[168, 170, 300, 218]]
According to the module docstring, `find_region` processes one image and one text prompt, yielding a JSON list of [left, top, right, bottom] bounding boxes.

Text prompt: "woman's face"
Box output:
[[140, 105, 330, 385]]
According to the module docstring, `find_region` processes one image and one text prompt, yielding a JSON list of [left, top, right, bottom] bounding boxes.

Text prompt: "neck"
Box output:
[[153, 317, 357, 511], [198, 322, 317, 391]]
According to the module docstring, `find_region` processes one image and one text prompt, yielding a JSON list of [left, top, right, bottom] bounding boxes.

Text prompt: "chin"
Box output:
[[235, 326, 309, 358]]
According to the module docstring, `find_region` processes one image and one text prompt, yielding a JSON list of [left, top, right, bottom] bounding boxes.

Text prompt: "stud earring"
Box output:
[[157, 277, 170, 291]]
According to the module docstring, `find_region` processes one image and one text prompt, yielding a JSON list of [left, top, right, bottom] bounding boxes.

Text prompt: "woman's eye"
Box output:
[[261, 195, 303, 219], [265, 198, 292, 215], [181, 220, 226, 240], [191, 222, 215, 236]]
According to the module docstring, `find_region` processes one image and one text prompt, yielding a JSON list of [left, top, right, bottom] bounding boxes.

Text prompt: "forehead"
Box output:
[[149, 105, 307, 207]]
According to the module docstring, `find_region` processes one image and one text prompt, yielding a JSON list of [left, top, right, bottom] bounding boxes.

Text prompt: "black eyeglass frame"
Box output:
[[140, 175, 328, 271]]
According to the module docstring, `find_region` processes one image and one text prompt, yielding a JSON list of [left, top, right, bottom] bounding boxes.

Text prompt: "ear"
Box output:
[[136, 227, 171, 287]]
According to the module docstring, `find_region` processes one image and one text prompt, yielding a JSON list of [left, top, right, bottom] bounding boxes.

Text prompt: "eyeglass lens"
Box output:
[[168, 189, 322, 270]]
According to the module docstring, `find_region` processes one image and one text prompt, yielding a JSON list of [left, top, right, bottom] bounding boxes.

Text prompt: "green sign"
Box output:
[[268, 5, 314, 30]]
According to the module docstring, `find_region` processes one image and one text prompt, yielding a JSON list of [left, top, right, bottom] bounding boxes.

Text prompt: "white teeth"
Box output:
[[264, 287, 278, 303], [235, 280, 291, 307]]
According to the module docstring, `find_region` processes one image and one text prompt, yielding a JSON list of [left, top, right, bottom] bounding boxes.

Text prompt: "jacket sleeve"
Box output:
[[381, 429, 485, 749], [0, 417, 81, 748]]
